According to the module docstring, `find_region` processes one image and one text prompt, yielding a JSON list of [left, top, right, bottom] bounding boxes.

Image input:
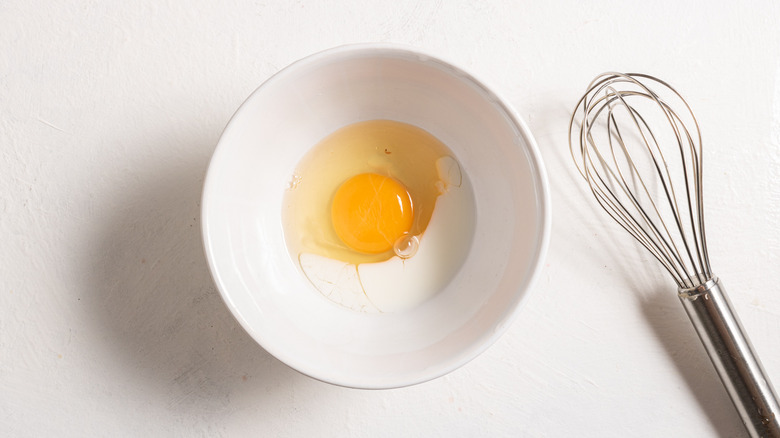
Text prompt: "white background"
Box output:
[[2, 1, 780, 436]]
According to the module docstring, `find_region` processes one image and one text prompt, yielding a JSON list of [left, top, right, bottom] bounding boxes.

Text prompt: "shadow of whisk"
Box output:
[[639, 290, 745, 437]]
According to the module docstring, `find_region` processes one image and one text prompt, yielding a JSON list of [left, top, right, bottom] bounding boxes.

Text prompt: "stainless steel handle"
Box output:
[[679, 278, 780, 437]]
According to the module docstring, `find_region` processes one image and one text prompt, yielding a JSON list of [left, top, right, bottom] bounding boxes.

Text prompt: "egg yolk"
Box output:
[[331, 173, 414, 254]]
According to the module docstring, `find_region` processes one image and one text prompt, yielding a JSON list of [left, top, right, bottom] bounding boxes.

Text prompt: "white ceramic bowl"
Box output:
[[201, 44, 550, 389]]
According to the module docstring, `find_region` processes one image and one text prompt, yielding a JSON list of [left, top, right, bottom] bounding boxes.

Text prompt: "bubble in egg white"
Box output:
[[393, 234, 419, 259]]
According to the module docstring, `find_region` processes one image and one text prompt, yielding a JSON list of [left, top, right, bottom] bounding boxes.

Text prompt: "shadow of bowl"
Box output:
[[83, 141, 304, 414]]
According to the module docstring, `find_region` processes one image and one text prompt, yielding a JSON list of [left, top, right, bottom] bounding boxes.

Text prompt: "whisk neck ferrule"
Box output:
[[677, 275, 717, 296]]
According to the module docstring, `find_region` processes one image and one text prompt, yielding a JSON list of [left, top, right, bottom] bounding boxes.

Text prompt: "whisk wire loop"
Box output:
[[605, 93, 693, 284], [569, 72, 711, 288]]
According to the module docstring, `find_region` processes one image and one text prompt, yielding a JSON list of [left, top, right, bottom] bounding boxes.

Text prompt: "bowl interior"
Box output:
[[202, 46, 549, 388]]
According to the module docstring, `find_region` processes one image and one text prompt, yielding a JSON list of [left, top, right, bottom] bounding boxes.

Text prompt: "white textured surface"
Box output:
[[2, 1, 779, 436]]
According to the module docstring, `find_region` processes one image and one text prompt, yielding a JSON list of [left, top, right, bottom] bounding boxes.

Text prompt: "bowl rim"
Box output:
[[201, 42, 552, 389]]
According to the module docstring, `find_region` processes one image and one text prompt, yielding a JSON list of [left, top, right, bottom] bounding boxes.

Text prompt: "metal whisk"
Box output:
[[568, 72, 779, 437]]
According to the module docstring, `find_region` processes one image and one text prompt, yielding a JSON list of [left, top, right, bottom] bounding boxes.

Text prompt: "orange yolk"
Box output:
[[331, 173, 414, 254]]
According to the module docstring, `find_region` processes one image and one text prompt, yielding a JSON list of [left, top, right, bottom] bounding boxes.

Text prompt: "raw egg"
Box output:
[[282, 119, 475, 313]]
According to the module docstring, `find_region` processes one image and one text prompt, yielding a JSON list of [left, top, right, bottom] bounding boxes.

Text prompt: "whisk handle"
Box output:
[[679, 278, 780, 437]]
